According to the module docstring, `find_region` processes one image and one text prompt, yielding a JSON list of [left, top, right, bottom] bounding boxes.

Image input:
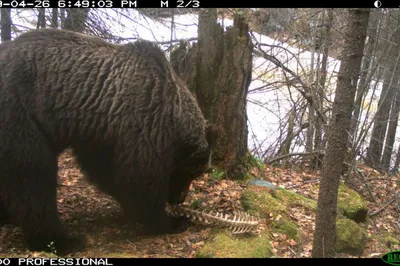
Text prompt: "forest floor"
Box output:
[[1, 150, 399, 258]]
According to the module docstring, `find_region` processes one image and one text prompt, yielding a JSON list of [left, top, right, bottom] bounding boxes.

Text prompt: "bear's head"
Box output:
[[168, 124, 218, 205]]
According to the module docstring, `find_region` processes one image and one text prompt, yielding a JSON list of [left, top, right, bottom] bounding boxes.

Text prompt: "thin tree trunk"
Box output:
[[51, 8, 58, 28], [278, 106, 296, 168], [306, 41, 316, 155], [382, 88, 400, 171], [1, 8, 11, 42], [381, 29, 400, 172], [312, 9, 333, 168], [37, 8, 46, 29], [278, 106, 296, 157], [60, 8, 65, 29], [349, 13, 379, 146], [393, 141, 400, 172], [366, 70, 395, 169], [312, 8, 370, 258], [366, 23, 400, 170]]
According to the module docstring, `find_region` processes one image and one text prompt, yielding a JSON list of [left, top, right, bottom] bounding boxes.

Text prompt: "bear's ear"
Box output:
[[206, 124, 218, 148]]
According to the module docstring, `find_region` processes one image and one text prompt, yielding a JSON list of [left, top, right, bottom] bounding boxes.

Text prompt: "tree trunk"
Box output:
[[306, 49, 315, 155], [63, 8, 88, 32], [312, 8, 370, 258], [171, 9, 253, 177], [366, 27, 400, 170], [1, 8, 11, 42], [37, 8, 46, 29], [51, 8, 58, 28], [393, 141, 400, 172], [60, 8, 65, 29], [382, 87, 400, 171], [278, 105, 296, 157], [349, 13, 379, 147], [366, 70, 395, 169], [380, 30, 400, 172]]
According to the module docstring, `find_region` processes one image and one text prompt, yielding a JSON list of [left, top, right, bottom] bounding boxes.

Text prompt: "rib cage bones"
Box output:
[[165, 204, 260, 234]]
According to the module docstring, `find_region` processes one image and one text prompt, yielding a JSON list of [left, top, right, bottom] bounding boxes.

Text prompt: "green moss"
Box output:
[[383, 236, 400, 248], [241, 188, 307, 243], [242, 172, 258, 182], [375, 232, 400, 249], [335, 218, 367, 255], [248, 156, 266, 170], [230, 153, 267, 181], [312, 183, 368, 222], [271, 219, 300, 241], [273, 188, 317, 211], [196, 230, 273, 258], [241, 189, 287, 217], [209, 168, 226, 181], [242, 187, 317, 214], [337, 183, 368, 222]]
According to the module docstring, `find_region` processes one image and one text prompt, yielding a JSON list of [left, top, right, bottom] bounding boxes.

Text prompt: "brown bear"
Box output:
[[0, 29, 216, 254]]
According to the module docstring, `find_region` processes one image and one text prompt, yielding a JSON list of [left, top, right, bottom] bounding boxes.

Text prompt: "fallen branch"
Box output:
[[369, 196, 396, 216], [366, 177, 398, 182], [287, 246, 300, 258]]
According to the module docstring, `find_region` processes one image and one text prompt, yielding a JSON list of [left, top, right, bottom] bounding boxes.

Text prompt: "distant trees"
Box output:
[[366, 23, 400, 172]]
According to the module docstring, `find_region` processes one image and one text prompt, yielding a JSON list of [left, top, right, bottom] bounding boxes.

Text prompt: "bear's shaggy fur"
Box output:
[[0, 29, 216, 254]]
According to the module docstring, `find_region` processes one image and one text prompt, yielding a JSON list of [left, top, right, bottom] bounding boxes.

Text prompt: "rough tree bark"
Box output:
[[312, 9, 370, 258], [349, 13, 379, 147], [1, 8, 11, 42], [171, 9, 253, 177]]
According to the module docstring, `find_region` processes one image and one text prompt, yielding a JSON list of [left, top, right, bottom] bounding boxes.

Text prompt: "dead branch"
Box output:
[[369, 196, 396, 216], [266, 151, 324, 165], [252, 47, 326, 124]]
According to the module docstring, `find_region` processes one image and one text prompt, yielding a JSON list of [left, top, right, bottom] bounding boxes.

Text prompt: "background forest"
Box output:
[[0, 8, 399, 258]]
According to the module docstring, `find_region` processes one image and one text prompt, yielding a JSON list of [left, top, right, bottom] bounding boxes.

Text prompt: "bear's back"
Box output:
[[13, 28, 113, 48]]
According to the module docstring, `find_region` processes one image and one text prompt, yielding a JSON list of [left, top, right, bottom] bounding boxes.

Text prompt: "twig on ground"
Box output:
[[369, 196, 396, 216]]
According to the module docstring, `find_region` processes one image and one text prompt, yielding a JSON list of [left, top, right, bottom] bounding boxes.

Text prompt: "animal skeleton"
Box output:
[[165, 204, 260, 234]]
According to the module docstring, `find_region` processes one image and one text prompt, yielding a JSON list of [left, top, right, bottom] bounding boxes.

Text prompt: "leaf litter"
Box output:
[[0, 152, 399, 258]]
